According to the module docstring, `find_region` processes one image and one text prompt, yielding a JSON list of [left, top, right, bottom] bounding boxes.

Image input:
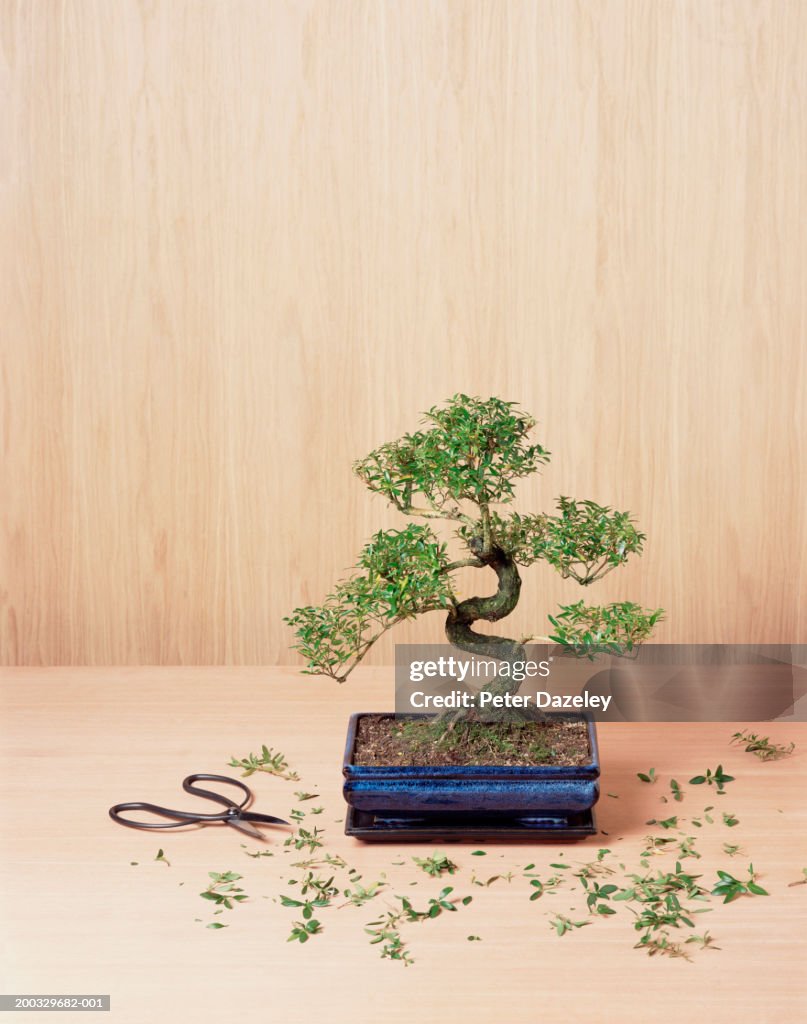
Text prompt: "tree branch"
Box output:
[[569, 556, 617, 585], [332, 593, 458, 683], [441, 557, 484, 573], [396, 501, 476, 527], [480, 503, 492, 557], [331, 622, 396, 682]]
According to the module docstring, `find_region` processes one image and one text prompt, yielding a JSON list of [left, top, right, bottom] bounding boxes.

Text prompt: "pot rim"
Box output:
[[342, 711, 600, 779]]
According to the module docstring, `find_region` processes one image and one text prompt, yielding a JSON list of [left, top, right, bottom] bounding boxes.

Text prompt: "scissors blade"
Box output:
[[226, 818, 265, 839], [243, 812, 290, 826]]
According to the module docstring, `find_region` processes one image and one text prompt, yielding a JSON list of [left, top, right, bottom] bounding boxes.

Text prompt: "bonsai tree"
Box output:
[[286, 395, 662, 723]]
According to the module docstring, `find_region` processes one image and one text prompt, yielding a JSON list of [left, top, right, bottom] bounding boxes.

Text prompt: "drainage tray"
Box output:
[[344, 806, 597, 842]]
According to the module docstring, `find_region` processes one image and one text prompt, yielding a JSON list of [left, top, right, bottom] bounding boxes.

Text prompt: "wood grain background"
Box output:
[[1, 0, 805, 665]]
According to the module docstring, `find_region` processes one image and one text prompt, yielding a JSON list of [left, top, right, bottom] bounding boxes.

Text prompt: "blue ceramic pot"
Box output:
[[342, 713, 600, 818]]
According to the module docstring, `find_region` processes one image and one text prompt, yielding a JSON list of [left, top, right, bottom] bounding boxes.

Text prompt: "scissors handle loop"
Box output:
[[109, 773, 260, 830]]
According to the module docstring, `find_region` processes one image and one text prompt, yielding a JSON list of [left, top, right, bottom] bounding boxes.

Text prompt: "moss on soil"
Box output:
[[352, 714, 591, 768]]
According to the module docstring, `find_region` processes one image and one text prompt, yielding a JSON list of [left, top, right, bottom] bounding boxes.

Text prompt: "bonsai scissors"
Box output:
[[108, 773, 290, 839]]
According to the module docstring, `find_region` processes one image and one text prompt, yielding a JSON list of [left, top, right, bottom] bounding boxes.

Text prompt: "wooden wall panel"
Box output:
[[1, 0, 805, 665]]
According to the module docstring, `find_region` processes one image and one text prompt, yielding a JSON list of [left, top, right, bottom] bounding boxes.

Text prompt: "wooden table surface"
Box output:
[[1, 668, 805, 1024]]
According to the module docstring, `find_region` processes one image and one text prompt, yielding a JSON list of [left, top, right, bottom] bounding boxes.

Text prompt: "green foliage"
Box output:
[[527, 875, 563, 900], [689, 765, 734, 793], [278, 869, 340, 941], [295, 872, 340, 899], [200, 871, 248, 910], [283, 827, 325, 853], [365, 912, 415, 966], [472, 872, 513, 886], [711, 866, 768, 903], [579, 877, 619, 915], [396, 887, 461, 921], [285, 525, 453, 680], [685, 931, 720, 951], [548, 601, 664, 657], [549, 914, 591, 936], [470, 498, 645, 581], [341, 881, 385, 907], [355, 526, 452, 612], [364, 881, 473, 966], [280, 894, 331, 919], [688, 806, 716, 828], [287, 919, 322, 943], [353, 394, 549, 509], [287, 395, 663, 681], [730, 730, 795, 761], [456, 509, 547, 559], [677, 837, 700, 860], [412, 852, 458, 878], [227, 744, 299, 781], [614, 861, 709, 933], [633, 931, 692, 960], [642, 836, 677, 856]]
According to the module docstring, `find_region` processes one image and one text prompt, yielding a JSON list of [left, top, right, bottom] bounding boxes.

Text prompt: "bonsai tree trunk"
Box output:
[[442, 544, 533, 727]]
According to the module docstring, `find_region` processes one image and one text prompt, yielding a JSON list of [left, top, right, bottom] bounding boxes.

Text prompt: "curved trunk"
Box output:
[[445, 546, 523, 659], [442, 546, 534, 724]]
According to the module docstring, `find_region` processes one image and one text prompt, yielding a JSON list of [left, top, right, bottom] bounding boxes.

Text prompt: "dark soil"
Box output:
[[352, 714, 591, 768]]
